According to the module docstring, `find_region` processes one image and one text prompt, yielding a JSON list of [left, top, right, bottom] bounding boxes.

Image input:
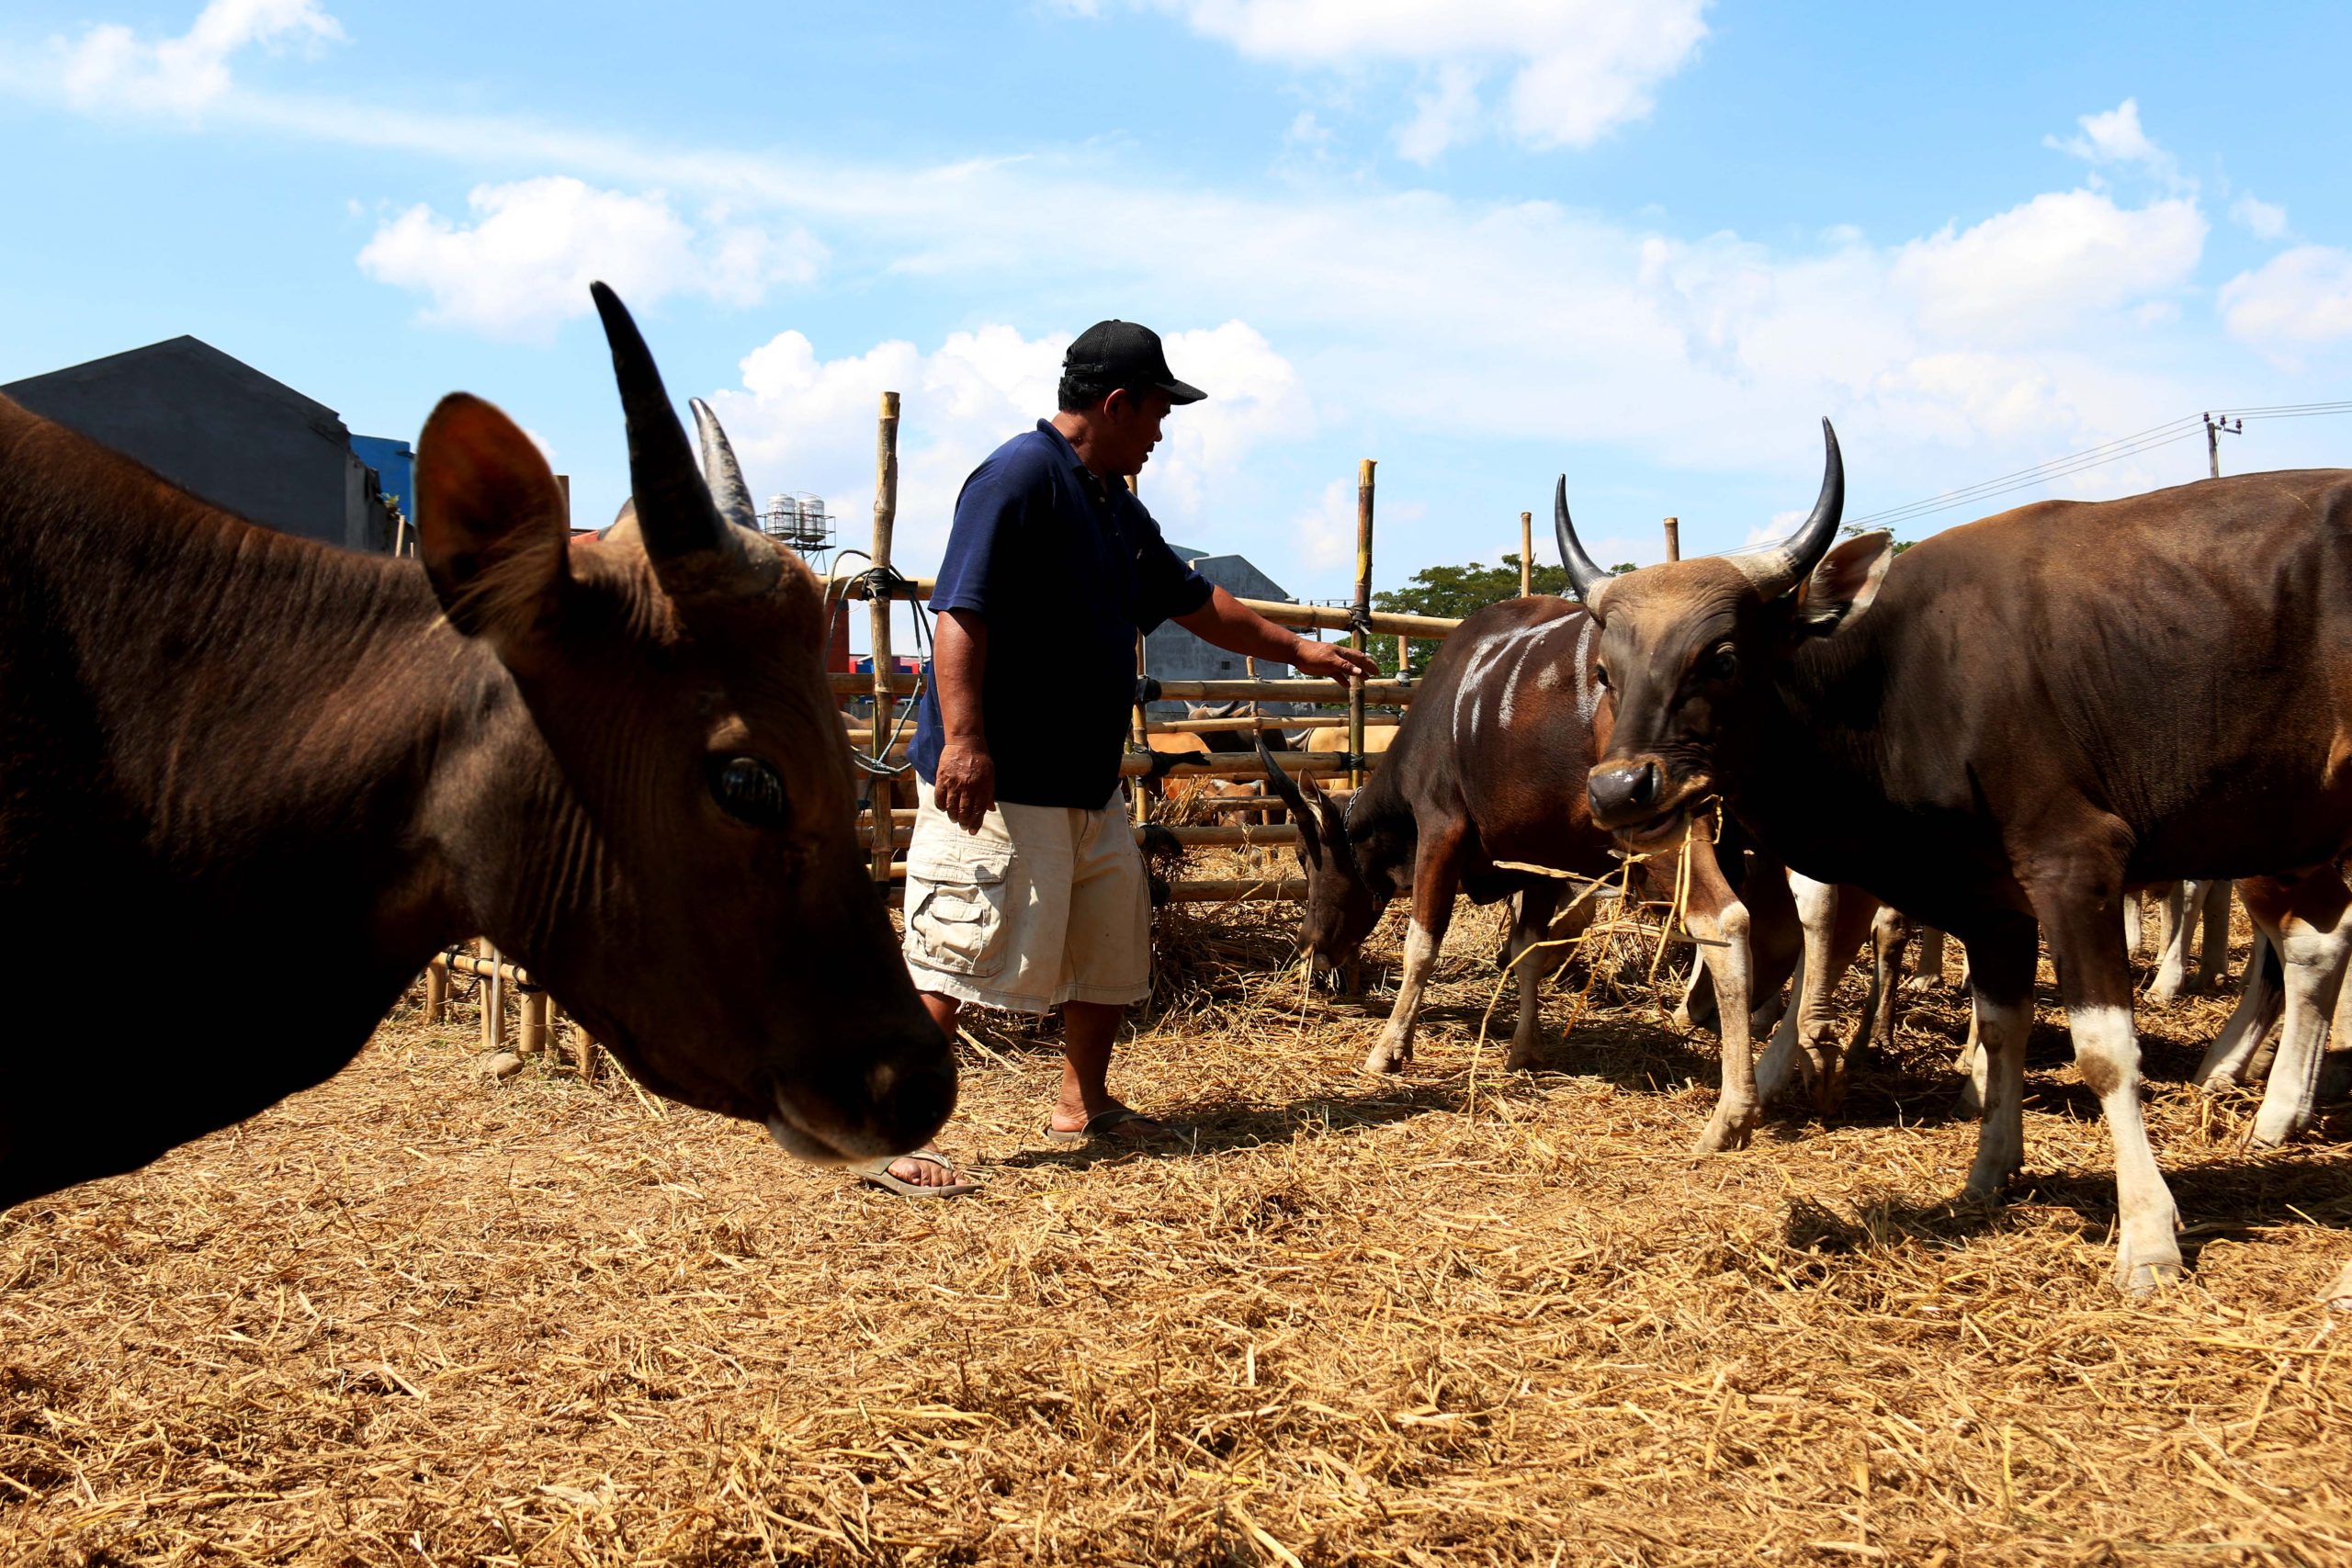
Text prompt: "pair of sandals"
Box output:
[[855, 1109, 1189, 1199]]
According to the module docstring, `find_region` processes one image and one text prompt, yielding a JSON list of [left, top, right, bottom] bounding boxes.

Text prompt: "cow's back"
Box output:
[[1772, 468, 2352, 905], [1385, 596, 1614, 888]]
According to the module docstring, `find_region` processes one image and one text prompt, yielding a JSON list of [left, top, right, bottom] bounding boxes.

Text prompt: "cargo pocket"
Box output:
[[907, 849, 1012, 978]]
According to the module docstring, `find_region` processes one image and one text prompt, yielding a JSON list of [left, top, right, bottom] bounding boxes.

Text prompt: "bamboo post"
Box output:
[[423, 956, 448, 1023], [1132, 631, 1150, 826], [519, 991, 549, 1057], [1520, 511, 1532, 597], [1351, 458, 1375, 790], [1663, 515, 1681, 562], [1128, 473, 1149, 826], [478, 938, 504, 1049], [869, 391, 901, 892]]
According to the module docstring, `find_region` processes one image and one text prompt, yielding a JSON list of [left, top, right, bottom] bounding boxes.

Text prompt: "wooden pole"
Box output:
[[1520, 512, 1532, 597], [519, 991, 549, 1057], [869, 391, 901, 893], [423, 957, 448, 1023], [1351, 458, 1375, 791], [479, 938, 504, 1049], [1663, 516, 1681, 562]]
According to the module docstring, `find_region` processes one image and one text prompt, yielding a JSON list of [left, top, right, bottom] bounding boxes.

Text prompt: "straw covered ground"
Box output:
[[4, 864, 2349, 1566]]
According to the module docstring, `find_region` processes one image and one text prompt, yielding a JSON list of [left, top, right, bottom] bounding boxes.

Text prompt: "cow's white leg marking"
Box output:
[[2248, 912, 2350, 1148], [1952, 1000, 1986, 1116], [2149, 883, 2190, 1004], [2324, 1258, 2352, 1311], [2197, 880, 2233, 988], [1963, 990, 2030, 1201], [2067, 1002, 2183, 1292], [1366, 919, 1439, 1075], [1506, 895, 1579, 1071], [1772, 874, 1846, 1103], [1906, 926, 1947, 993], [1690, 897, 1758, 1153], [2122, 892, 2144, 959], [1753, 953, 1805, 1103], [2200, 928, 2282, 1088]]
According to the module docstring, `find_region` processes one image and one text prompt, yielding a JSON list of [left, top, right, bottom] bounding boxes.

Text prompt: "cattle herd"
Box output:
[[0, 285, 2346, 1302]]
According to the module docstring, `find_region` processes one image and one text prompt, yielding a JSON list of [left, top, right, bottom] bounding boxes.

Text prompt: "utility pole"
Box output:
[[2204, 412, 2244, 479], [1663, 516, 1681, 562]]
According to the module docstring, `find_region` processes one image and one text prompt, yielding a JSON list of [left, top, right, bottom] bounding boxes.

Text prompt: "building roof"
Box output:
[[4, 335, 343, 431]]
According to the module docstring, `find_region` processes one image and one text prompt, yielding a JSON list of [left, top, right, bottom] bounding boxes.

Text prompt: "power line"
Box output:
[[1843, 400, 2352, 533]]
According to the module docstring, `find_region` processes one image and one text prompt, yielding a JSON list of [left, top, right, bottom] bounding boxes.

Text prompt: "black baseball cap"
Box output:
[[1063, 320, 1206, 405]]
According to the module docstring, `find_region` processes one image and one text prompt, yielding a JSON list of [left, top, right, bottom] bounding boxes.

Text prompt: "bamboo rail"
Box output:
[[828, 671, 1418, 704], [868, 391, 902, 893], [826, 571, 1460, 638]]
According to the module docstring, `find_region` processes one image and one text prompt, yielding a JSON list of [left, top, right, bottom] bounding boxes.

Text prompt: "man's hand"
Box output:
[[1291, 635, 1383, 691], [933, 741, 997, 833]]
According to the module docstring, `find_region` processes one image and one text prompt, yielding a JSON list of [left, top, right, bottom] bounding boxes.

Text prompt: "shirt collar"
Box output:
[[1036, 419, 1124, 512]]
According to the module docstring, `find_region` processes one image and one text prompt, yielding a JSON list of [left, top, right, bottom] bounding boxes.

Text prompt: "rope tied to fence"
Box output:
[[827, 552, 933, 787]]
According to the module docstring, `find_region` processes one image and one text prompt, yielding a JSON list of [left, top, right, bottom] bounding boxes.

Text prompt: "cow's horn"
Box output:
[[1728, 419, 1846, 598], [1554, 476, 1613, 605], [1257, 733, 1319, 855], [690, 397, 761, 535], [591, 283, 777, 594]]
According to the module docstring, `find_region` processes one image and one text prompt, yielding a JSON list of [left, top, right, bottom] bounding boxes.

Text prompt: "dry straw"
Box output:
[[3, 872, 2346, 1565]]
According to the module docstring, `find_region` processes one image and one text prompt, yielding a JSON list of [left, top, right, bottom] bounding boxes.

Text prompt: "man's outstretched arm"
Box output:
[[1172, 585, 1381, 691]]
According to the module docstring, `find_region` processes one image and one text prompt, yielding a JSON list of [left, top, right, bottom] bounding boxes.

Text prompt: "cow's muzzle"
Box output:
[[764, 1042, 957, 1166], [1588, 758, 1703, 845]]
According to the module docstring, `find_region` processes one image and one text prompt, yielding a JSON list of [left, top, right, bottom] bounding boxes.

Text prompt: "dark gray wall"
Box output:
[[4, 336, 391, 553], [1144, 547, 1295, 714]]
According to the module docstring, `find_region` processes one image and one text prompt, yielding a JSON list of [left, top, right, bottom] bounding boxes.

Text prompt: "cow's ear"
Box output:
[[1791, 531, 1894, 638], [415, 393, 572, 652]]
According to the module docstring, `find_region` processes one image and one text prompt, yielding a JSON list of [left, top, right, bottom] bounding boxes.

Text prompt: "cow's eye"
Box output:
[[711, 756, 790, 829], [1708, 645, 1738, 681], [1593, 663, 1611, 690]]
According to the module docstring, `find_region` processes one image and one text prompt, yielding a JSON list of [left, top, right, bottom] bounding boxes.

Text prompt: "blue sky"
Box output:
[[6, 0, 2351, 641]]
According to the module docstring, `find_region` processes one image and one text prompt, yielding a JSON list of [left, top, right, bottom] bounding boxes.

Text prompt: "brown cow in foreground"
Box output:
[[1560, 424, 2352, 1291], [0, 284, 954, 1209]]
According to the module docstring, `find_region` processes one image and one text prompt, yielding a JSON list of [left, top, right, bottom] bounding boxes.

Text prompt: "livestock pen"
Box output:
[[4, 394, 2348, 1566]]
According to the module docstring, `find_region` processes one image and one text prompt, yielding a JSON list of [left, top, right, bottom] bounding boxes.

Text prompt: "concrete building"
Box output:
[[1144, 546, 1295, 712], [4, 336, 397, 553]]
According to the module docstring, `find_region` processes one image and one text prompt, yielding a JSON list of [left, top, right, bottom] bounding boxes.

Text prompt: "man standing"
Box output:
[[866, 321, 1377, 1193]]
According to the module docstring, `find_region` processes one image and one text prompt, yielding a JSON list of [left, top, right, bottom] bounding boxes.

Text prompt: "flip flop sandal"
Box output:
[[1046, 1108, 1194, 1147], [854, 1147, 979, 1198]]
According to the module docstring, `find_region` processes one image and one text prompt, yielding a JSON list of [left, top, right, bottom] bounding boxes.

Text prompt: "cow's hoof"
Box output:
[[1503, 1047, 1534, 1073], [1691, 1110, 1757, 1154], [2115, 1249, 2185, 1299], [1362, 1043, 1407, 1075]]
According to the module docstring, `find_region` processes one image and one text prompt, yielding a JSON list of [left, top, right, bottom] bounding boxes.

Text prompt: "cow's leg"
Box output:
[[2149, 883, 2191, 1004], [1905, 927, 1948, 993], [1742, 858, 1803, 1039], [1769, 875, 1882, 1117], [1754, 872, 1836, 1107], [2123, 892, 2145, 961], [2196, 880, 2234, 990], [1685, 836, 1760, 1154], [1364, 828, 1464, 1075], [1861, 903, 1910, 1058], [1504, 882, 1569, 1072], [2032, 886, 2183, 1292], [1958, 919, 2038, 1199], [2241, 873, 2352, 1149], [1674, 955, 1719, 1033], [2199, 927, 2282, 1089]]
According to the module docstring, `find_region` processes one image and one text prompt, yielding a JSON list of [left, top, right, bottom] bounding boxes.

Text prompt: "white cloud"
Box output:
[[2230, 193, 2289, 240], [57, 0, 340, 115], [2220, 245, 2352, 355], [1892, 188, 2206, 338], [1147, 0, 1709, 157], [705, 320, 1308, 567], [356, 176, 821, 341], [2051, 98, 2161, 166]]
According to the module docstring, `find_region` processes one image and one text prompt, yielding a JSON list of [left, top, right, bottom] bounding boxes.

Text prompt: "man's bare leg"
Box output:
[[1051, 1000, 1164, 1143], [879, 991, 967, 1187]]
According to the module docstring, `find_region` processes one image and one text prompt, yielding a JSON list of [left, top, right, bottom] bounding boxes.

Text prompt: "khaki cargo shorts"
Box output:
[[900, 781, 1151, 1015]]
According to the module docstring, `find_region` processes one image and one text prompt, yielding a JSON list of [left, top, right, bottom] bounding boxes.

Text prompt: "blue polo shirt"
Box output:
[[910, 421, 1214, 808]]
